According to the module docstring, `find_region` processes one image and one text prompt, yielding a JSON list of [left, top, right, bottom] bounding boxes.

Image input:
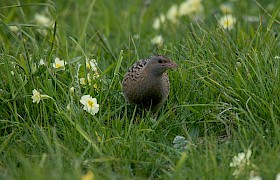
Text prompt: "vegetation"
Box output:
[[0, 0, 279, 179]]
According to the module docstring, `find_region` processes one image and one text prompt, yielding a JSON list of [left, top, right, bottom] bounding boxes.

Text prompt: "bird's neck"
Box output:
[[143, 73, 164, 88], [147, 68, 165, 77]]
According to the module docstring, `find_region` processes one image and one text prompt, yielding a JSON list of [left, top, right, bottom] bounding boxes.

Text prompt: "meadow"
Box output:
[[0, 0, 280, 179]]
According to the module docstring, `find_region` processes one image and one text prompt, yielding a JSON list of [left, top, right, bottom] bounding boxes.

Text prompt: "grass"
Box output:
[[0, 0, 280, 179]]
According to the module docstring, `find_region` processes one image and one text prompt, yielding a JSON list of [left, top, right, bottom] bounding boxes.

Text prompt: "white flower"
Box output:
[[276, 173, 280, 180], [80, 74, 92, 86], [218, 14, 236, 30], [39, 59, 46, 66], [179, 0, 204, 16], [31, 89, 51, 104], [70, 87, 75, 93], [52, 57, 67, 70], [151, 35, 164, 46], [9, 25, 19, 32], [86, 59, 97, 71], [159, 13, 166, 23], [80, 73, 99, 87], [230, 149, 251, 167], [249, 171, 262, 180], [80, 77, 87, 86], [153, 18, 161, 30], [133, 34, 140, 39], [166, 5, 179, 24], [66, 103, 71, 111], [152, 14, 166, 30], [34, 13, 52, 27], [230, 149, 252, 177], [80, 95, 99, 115], [32, 89, 41, 103], [249, 176, 262, 180]]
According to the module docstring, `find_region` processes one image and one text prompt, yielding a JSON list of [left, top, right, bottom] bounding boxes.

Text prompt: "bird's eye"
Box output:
[[158, 59, 163, 63]]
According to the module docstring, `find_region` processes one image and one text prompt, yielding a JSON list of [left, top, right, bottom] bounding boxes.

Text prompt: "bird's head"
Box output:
[[145, 55, 178, 76]]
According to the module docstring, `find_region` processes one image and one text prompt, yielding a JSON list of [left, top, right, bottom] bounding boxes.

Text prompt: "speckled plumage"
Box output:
[[122, 55, 177, 113]]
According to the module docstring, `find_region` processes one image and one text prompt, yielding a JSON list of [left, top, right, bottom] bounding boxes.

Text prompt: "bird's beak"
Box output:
[[167, 61, 178, 68]]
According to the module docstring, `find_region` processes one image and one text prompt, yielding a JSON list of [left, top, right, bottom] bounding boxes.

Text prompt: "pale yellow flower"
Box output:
[[52, 57, 67, 70], [86, 59, 97, 71], [276, 173, 280, 180], [9, 25, 19, 32], [179, 0, 204, 16], [31, 89, 50, 104], [249, 175, 262, 180], [152, 14, 166, 30], [249, 171, 262, 180], [95, 131, 102, 143], [230, 149, 252, 177], [70, 87, 75, 93], [82, 171, 95, 180], [151, 35, 163, 46], [159, 13, 166, 23], [80, 74, 92, 86], [218, 14, 236, 30], [79, 77, 87, 86], [39, 59, 46, 66], [32, 89, 41, 103], [153, 18, 161, 30], [34, 13, 52, 27], [80, 95, 99, 115], [166, 5, 179, 24], [66, 103, 71, 111], [133, 34, 140, 39]]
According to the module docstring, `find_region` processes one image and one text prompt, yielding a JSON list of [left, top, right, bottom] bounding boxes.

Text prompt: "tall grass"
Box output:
[[1, 0, 280, 179]]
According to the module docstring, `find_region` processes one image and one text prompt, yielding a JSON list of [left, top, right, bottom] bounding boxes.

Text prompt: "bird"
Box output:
[[122, 55, 178, 113]]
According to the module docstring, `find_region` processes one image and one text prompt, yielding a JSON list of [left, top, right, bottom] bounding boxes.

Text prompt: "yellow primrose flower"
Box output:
[[86, 59, 97, 71], [79, 77, 87, 86], [80, 74, 92, 86], [166, 5, 179, 24], [31, 89, 50, 104], [82, 171, 95, 180], [80, 95, 99, 115], [80, 73, 99, 87], [179, 0, 204, 16], [32, 89, 41, 103], [218, 14, 236, 30], [151, 35, 164, 46], [52, 57, 67, 70]]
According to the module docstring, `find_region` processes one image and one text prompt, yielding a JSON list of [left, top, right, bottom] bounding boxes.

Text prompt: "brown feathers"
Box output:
[[122, 55, 177, 113]]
